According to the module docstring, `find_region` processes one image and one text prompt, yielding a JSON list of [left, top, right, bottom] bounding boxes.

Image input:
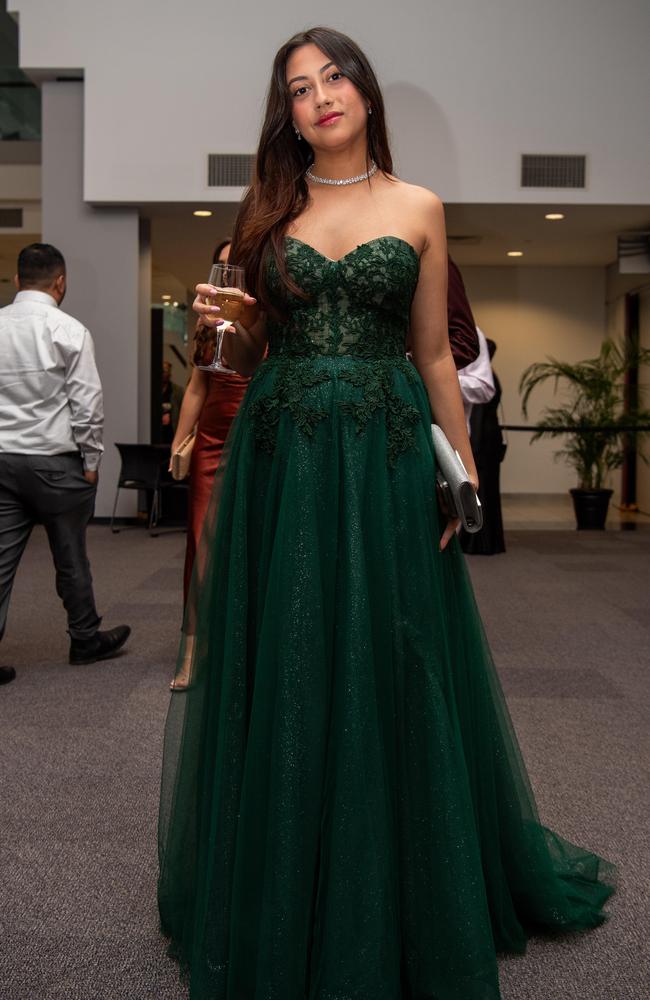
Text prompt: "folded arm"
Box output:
[[457, 328, 495, 405]]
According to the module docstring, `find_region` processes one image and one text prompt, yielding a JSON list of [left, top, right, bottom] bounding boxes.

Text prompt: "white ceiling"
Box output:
[[445, 203, 650, 268]]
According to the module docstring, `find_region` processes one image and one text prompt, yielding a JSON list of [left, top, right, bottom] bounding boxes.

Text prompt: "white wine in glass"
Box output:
[[197, 262, 246, 373]]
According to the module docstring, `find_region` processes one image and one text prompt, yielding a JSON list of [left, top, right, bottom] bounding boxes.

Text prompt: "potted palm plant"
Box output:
[[519, 338, 650, 529]]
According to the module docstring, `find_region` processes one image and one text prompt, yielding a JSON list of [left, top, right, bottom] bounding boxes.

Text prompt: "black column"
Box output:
[[621, 292, 640, 508]]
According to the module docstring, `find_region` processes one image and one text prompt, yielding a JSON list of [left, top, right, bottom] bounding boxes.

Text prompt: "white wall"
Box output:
[[11, 0, 650, 204], [42, 81, 150, 517], [462, 265, 607, 493], [0, 162, 40, 199]]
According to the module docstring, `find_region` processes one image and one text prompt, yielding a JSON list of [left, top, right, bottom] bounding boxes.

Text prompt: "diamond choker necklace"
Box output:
[[305, 161, 378, 186]]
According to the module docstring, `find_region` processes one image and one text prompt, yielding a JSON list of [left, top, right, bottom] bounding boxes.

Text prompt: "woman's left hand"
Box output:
[[438, 474, 478, 551], [439, 516, 461, 551]]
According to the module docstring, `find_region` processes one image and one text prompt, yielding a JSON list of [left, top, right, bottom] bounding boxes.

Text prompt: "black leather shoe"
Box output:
[[69, 625, 131, 665], [0, 666, 16, 685]]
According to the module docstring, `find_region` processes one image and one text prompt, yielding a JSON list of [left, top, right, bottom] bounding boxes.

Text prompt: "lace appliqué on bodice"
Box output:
[[249, 236, 422, 466], [338, 361, 421, 466], [266, 236, 419, 360], [249, 356, 421, 467], [249, 360, 331, 455]]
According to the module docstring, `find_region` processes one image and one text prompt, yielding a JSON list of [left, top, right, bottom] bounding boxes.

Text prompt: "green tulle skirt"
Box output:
[[158, 356, 614, 1000]]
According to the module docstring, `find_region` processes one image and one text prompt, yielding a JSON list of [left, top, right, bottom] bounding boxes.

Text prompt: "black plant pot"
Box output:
[[569, 488, 613, 530]]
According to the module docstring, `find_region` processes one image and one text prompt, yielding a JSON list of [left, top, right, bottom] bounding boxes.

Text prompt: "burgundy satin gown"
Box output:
[[183, 371, 249, 602]]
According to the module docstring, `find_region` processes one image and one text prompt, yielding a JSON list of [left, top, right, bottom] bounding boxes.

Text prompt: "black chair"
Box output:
[[110, 443, 187, 536]]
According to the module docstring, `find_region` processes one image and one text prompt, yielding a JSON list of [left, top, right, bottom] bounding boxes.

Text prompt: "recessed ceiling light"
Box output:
[[161, 294, 171, 300], [172, 300, 179, 307], [507, 250, 523, 257], [193, 209, 213, 217], [545, 213, 565, 220]]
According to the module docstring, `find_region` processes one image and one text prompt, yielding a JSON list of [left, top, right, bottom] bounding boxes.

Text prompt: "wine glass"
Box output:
[[196, 262, 246, 373]]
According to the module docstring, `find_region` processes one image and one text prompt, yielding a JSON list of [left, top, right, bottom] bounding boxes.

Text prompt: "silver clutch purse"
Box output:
[[431, 424, 483, 533]]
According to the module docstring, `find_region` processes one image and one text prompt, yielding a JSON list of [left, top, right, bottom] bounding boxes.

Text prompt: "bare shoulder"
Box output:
[[387, 178, 443, 213], [379, 177, 445, 252]]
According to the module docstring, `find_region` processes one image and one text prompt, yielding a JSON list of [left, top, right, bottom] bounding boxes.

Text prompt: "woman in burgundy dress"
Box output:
[[169, 239, 249, 689]]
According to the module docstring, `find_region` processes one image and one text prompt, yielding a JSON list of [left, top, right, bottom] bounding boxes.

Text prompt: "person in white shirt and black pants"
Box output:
[[0, 243, 130, 685]]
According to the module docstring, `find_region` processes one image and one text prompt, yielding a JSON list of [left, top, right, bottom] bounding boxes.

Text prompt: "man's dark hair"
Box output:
[[17, 243, 66, 288]]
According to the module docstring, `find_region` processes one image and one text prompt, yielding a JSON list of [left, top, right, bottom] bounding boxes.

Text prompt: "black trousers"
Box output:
[[0, 453, 101, 643]]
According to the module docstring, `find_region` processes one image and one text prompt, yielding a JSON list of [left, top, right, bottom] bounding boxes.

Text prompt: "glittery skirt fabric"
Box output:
[[158, 357, 615, 1000]]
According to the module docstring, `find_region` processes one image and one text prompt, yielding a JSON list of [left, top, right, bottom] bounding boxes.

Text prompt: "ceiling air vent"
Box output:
[[521, 154, 586, 189], [0, 208, 23, 228], [207, 154, 255, 187]]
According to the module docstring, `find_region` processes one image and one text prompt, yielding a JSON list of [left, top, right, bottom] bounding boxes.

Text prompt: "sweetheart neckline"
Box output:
[[285, 234, 420, 265]]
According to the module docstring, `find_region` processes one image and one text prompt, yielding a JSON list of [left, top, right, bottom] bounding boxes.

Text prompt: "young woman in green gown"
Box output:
[[158, 26, 614, 1000]]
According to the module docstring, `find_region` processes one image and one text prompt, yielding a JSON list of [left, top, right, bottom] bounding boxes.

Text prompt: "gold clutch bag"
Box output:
[[171, 431, 196, 481]]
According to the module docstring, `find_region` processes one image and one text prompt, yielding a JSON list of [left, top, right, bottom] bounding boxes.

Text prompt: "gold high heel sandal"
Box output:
[[169, 634, 194, 691]]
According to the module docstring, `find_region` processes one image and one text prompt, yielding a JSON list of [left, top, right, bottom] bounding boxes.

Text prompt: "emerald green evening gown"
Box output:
[[158, 237, 614, 999]]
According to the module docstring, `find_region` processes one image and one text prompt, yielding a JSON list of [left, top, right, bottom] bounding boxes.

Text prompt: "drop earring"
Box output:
[[293, 124, 302, 140], [367, 106, 372, 115]]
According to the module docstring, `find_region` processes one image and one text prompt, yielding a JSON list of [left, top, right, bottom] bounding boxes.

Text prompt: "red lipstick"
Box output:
[[317, 112, 342, 126]]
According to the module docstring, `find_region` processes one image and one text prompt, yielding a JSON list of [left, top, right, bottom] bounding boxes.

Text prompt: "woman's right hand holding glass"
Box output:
[[192, 283, 257, 329]]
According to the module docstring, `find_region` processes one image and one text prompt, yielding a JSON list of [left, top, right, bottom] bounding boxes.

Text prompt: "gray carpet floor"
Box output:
[[1, 525, 648, 999]]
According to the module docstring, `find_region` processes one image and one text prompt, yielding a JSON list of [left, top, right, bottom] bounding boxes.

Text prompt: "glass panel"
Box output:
[[0, 67, 41, 140]]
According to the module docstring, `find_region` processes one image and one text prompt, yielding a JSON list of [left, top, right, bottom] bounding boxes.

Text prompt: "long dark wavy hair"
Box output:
[[229, 27, 393, 314]]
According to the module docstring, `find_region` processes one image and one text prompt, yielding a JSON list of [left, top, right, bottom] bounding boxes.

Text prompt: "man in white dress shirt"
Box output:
[[457, 327, 496, 431], [0, 244, 130, 685]]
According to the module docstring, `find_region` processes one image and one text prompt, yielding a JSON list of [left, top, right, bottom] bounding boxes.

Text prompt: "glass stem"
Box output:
[[215, 322, 228, 365]]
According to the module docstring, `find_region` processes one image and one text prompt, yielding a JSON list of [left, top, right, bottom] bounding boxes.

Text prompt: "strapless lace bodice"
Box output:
[[247, 237, 423, 466], [266, 236, 419, 359]]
